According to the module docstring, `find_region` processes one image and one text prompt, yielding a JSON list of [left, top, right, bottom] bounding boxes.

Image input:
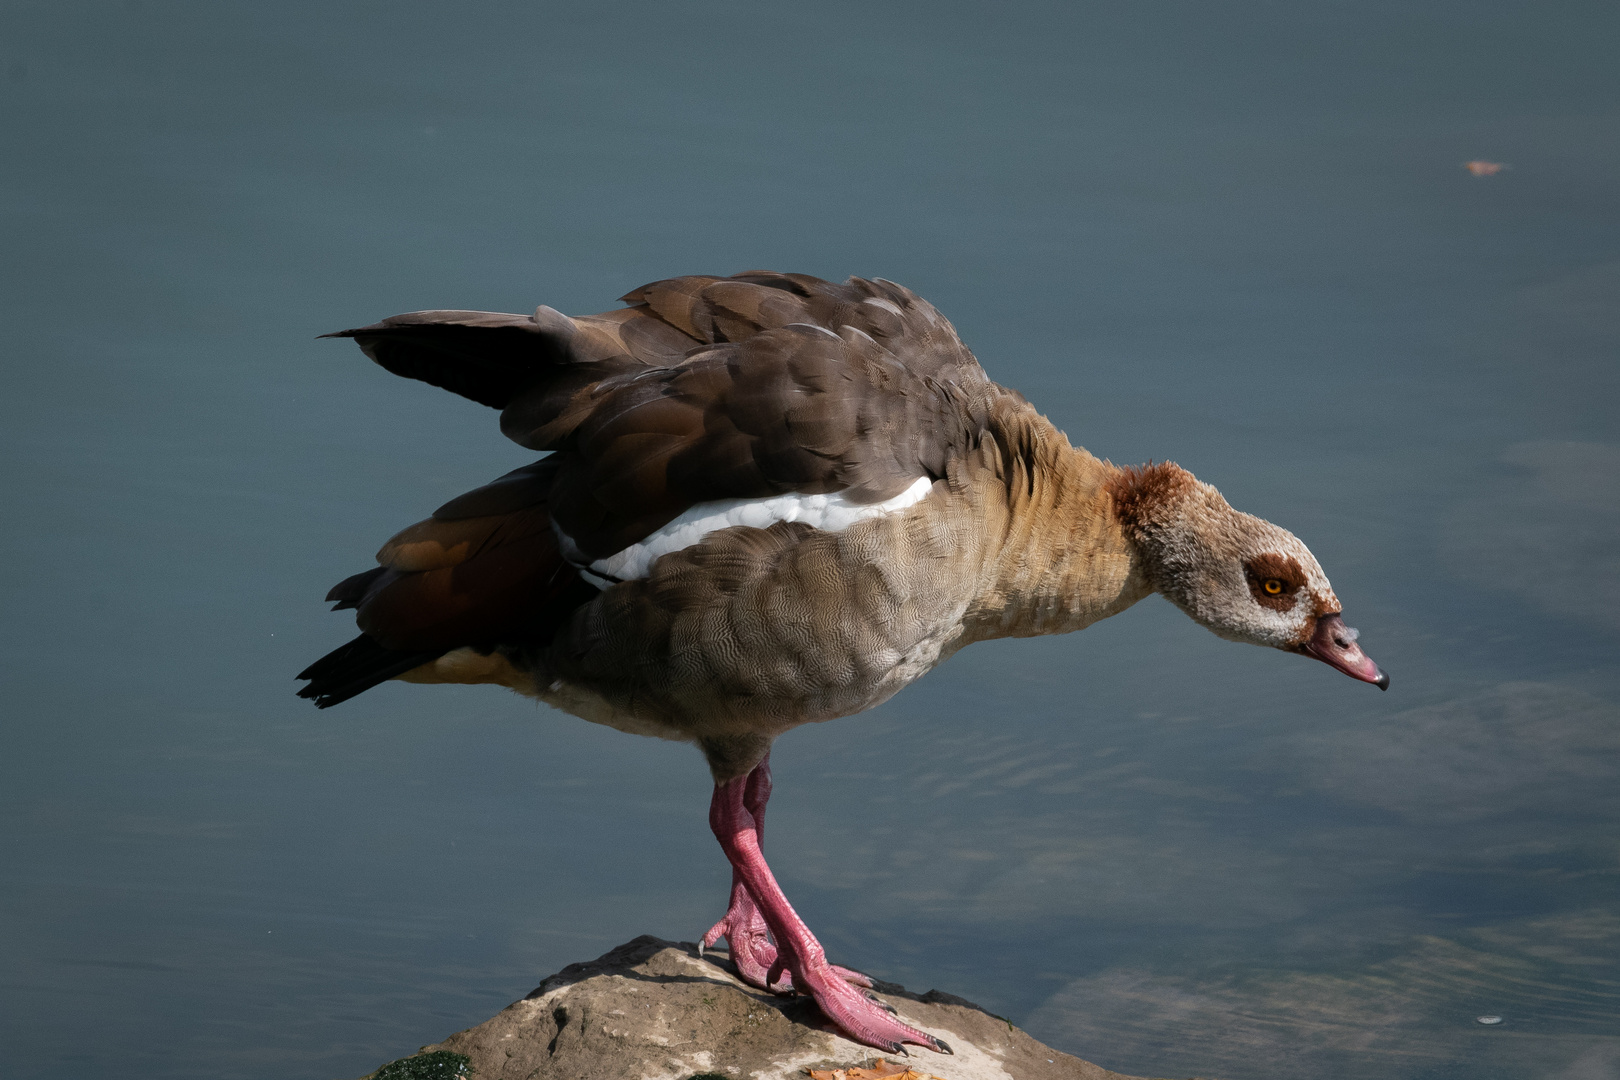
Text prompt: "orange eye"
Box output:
[[1263, 579, 1284, 595]]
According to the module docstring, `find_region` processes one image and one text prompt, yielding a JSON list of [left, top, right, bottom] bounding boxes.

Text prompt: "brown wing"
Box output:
[[540, 321, 989, 558], [331, 273, 999, 561], [617, 271, 988, 385], [303, 273, 1005, 705]]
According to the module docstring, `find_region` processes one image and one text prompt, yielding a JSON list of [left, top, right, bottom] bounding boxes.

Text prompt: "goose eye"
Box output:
[[1263, 579, 1284, 595]]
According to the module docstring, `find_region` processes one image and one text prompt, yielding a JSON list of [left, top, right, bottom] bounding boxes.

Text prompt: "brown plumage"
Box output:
[[300, 273, 1011, 714], [297, 270, 1385, 1054]]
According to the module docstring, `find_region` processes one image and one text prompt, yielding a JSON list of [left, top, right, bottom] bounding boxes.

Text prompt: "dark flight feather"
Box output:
[[322, 305, 583, 409], [295, 634, 442, 709]]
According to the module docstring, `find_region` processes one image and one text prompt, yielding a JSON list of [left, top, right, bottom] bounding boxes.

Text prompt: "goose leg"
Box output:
[[701, 756, 871, 992], [701, 759, 789, 990], [705, 771, 950, 1055]]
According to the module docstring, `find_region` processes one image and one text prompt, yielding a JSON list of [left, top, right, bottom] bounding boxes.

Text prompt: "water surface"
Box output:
[[3, 3, 1618, 1078]]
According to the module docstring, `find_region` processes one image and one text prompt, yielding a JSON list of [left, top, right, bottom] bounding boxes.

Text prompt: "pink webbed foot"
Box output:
[[787, 954, 949, 1057], [701, 876, 872, 993], [708, 765, 949, 1055]]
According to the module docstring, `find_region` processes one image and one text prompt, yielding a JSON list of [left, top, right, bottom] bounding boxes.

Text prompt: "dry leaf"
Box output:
[[805, 1058, 946, 1080]]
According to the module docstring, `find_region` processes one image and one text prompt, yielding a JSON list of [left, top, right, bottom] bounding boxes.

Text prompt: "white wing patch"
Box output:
[[572, 475, 935, 588]]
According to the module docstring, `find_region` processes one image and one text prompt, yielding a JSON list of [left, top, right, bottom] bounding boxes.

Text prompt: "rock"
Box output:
[[361, 935, 1172, 1080]]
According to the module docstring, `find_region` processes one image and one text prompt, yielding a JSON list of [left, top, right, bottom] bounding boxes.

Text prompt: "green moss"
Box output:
[[368, 1050, 474, 1079]]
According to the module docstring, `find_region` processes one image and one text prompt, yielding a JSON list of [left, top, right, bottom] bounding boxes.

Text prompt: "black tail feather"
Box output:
[[296, 634, 442, 709]]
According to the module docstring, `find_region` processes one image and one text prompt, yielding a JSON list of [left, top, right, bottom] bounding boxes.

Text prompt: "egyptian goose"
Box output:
[[298, 271, 1386, 1055]]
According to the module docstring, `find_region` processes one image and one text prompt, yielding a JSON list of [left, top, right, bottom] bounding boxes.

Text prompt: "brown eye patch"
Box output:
[[1245, 553, 1305, 612]]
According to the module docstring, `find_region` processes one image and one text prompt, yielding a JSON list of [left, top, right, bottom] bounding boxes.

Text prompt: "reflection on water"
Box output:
[[3, 3, 1618, 1079], [1018, 683, 1620, 1078], [1031, 913, 1620, 1079], [1290, 682, 1620, 824]]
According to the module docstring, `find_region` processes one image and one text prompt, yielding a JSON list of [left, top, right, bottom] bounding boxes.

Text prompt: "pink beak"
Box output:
[[1299, 613, 1388, 690]]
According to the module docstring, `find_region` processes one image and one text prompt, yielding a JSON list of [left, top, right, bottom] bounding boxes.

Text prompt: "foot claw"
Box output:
[[862, 991, 899, 1015], [831, 964, 874, 988], [793, 972, 944, 1054]]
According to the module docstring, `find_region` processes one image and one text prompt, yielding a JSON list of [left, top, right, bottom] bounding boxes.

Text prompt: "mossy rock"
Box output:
[[365, 1050, 473, 1079]]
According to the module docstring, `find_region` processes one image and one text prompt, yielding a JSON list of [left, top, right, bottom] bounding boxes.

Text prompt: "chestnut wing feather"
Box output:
[[297, 461, 595, 707], [346, 459, 588, 654]]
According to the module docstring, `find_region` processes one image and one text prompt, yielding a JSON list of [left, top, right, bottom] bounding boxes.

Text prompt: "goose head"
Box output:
[[1110, 462, 1388, 689]]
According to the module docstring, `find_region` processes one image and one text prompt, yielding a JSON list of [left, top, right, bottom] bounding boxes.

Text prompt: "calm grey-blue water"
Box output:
[[4, 3, 1617, 1077]]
